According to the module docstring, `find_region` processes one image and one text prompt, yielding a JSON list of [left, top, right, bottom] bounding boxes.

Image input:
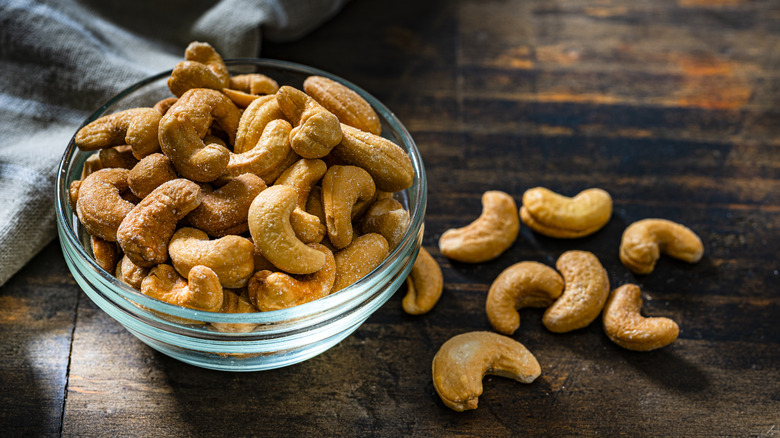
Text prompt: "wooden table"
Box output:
[[2, 0, 778, 436]]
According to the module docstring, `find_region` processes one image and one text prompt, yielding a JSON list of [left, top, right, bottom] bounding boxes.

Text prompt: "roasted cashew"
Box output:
[[74, 107, 162, 159], [402, 247, 443, 315], [167, 41, 230, 97], [153, 97, 178, 116], [602, 284, 679, 351], [520, 187, 612, 238], [223, 74, 279, 107], [485, 261, 564, 335], [141, 264, 224, 312], [331, 124, 414, 192], [76, 168, 135, 241], [289, 207, 326, 244], [274, 158, 328, 208], [248, 243, 336, 311], [90, 235, 120, 273], [322, 165, 377, 249], [543, 250, 610, 333], [116, 179, 202, 267], [439, 191, 520, 263], [306, 185, 326, 224], [218, 119, 294, 183], [303, 75, 381, 136], [127, 153, 178, 199], [168, 227, 255, 289], [361, 198, 410, 250], [234, 95, 285, 154], [248, 184, 326, 275], [211, 289, 258, 333], [98, 145, 138, 170], [187, 173, 267, 237], [159, 88, 240, 182], [276, 85, 343, 159], [432, 331, 541, 412], [619, 218, 704, 274], [333, 233, 389, 292], [115, 255, 149, 290]]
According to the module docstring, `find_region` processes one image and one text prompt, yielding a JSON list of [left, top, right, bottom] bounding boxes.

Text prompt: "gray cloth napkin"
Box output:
[[0, 0, 348, 286]]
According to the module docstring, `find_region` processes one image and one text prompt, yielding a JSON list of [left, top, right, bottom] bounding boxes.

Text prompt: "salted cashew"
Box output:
[[153, 97, 178, 116], [115, 255, 150, 290], [432, 331, 541, 412], [211, 290, 258, 333], [223, 74, 280, 107], [76, 168, 135, 241], [520, 187, 612, 238], [218, 119, 294, 183], [543, 250, 610, 333], [90, 235, 120, 273], [322, 165, 377, 249], [303, 75, 381, 136], [167, 41, 230, 97], [248, 243, 336, 311], [439, 191, 520, 263], [159, 88, 240, 182], [127, 153, 178, 199], [289, 207, 326, 244], [485, 261, 564, 335], [234, 95, 286, 154], [116, 179, 202, 267], [331, 124, 414, 192], [333, 233, 389, 292], [306, 185, 326, 225], [276, 85, 343, 159], [602, 284, 679, 351], [619, 218, 704, 274], [274, 158, 327, 208], [187, 173, 267, 237], [98, 145, 138, 170], [402, 247, 443, 315], [141, 264, 224, 312], [361, 198, 410, 250], [74, 107, 162, 159], [248, 184, 326, 275], [168, 227, 255, 289], [69, 154, 104, 211]]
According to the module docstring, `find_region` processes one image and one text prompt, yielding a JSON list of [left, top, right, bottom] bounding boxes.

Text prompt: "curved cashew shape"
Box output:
[[211, 290, 258, 333], [439, 191, 520, 263], [486, 261, 564, 335], [620, 218, 704, 274], [187, 173, 267, 237], [115, 255, 150, 290], [543, 250, 610, 333], [322, 165, 377, 249], [303, 75, 381, 136], [90, 235, 120, 273], [361, 198, 410, 250], [276, 85, 343, 159], [602, 284, 679, 351], [76, 168, 135, 241], [402, 247, 444, 315], [333, 233, 389, 292], [331, 124, 414, 192], [432, 331, 541, 412], [520, 187, 612, 238], [167, 41, 230, 97], [218, 119, 294, 183], [289, 208, 326, 244], [306, 185, 326, 225], [128, 153, 178, 199], [74, 107, 162, 159], [234, 95, 285, 154], [153, 97, 178, 116], [248, 243, 336, 311], [141, 264, 224, 312], [98, 145, 138, 170], [248, 184, 326, 275], [168, 227, 255, 289], [274, 158, 328, 208], [159, 88, 240, 182], [116, 179, 202, 267]]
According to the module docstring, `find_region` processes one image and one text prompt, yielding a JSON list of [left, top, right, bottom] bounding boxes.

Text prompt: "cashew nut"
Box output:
[[322, 165, 377, 249], [116, 179, 202, 267], [153, 97, 178, 116], [141, 264, 224, 312], [602, 284, 679, 351], [542, 250, 610, 333], [76, 168, 135, 241], [115, 255, 150, 290], [75, 107, 162, 159], [303, 75, 381, 136], [218, 119, 294, 183], [361, 198, 410, 250], [485, 261, 564, 335], [247, 184, 326, 275], [234, 95, 285, 154], [167, 41, 230, 97], [333, 233, 389, 292], [619, 218, 704, 274], [168, 227, 255, 289], [439, 191, 520, 263], [331, 124, 414, 192], [127, 153, 178, 199], [289, 207, 326, 244], [276, 85, 343, 159], [211, 289, 258, 333], [98, 145, 138, 170], [248, 243, 336, 311], [432, 331, 541, 412], [402, 247, 443, 315], [520, 187, 612, 238], [306, 185, 326, 225], [274, 158, 328, 208], [187, 173, 267, 237], [90, 235, 120, 274]]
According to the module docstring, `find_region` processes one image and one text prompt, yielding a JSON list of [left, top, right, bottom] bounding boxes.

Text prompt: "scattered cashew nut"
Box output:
[[520, 187, 612, 238], [543, 250, 610, 333], [602, 284, 679, 351], [402, 247, 443, 315], [168, 227, 255, 289], [619, 218, 704, 274]]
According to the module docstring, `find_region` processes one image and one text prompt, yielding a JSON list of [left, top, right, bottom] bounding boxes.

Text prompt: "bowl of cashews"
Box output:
[[55, 42, 426, 371]]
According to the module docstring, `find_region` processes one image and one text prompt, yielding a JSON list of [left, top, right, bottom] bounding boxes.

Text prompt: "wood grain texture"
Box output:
[[1, 0, 779, 436]]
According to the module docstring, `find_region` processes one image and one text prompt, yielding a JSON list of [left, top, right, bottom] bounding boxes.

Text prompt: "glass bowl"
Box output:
[[55, 59, 427, 371]]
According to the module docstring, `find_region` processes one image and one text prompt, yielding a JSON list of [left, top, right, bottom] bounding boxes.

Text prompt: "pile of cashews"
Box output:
[[430, 188, 704, 411], [69, 41, 421, 333]]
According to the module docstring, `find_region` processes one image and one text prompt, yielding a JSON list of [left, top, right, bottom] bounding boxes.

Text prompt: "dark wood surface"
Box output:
[[2, 0, 779, 436]]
